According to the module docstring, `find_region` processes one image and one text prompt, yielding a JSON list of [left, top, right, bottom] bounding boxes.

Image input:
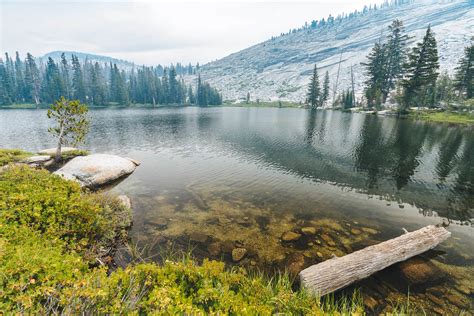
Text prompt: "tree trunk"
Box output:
[[55, 124, 65, 162], [299, 225, 450, 296]]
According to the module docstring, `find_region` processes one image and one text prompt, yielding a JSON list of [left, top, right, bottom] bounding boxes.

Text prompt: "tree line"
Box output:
[[362, 20, 472, 111], [0, 52, 222, 107], [307, 20, 472, 112]]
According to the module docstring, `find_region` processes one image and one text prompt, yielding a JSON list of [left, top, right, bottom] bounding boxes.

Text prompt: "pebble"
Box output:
[[316, 252, 323, 258], [426, 293, 445, 306], [361, 227, 378, 235], [149, 217, 168, 229], [281, 231, 302, 242], [321, 233, 336, 247], [207, 242, 222, 256], [232, 248, 247, 262], [350, 228, 362, 235], [301, 227, 317, 235], [188, 232, 208, 243], [446, 294, 465, 308]]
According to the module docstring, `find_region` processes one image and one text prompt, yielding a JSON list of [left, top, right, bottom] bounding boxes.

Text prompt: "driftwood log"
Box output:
[[299, 225, 451, 296]]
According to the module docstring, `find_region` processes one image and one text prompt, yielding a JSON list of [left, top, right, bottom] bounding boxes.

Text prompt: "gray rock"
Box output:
[[53, 154, 137, 188], [38, 147, 78, 156], [25, 155, 53, 164]]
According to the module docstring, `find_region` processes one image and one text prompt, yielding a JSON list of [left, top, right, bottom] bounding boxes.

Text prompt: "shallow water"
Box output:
[[1, 107, 473, 313]]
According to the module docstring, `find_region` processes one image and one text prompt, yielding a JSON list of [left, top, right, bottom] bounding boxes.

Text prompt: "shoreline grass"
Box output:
[[408, 110, 474, 124]]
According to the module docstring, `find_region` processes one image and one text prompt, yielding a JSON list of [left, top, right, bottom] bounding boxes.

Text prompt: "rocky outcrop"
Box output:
[[24, 155, 54, 167], [53, 154, 139, 188], [38, 147, 78, 156]]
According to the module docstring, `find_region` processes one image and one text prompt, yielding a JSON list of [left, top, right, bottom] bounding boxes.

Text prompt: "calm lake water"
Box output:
[[1, 107, 473, 313]]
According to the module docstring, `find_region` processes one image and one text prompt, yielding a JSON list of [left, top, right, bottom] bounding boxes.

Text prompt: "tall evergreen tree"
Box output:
[[90, 62, 107, 105], [24, 53, 41, 106], [454, 42, 473, 99], [401, 25, 439, 109], [0, 59, 13, 105], [71, 55, 86, 102], [43, 57, 65, 103], [307, 64, 321, 109], [14, 52, 26, 103], [383, 19, 410, 102], [362, 41, 387, 108], [60, 53, 72, 98], [321, 71, 330, 107]]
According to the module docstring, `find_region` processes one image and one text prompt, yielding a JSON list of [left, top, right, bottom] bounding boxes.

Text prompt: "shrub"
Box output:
[[0, 149, 31, 166], [0, 166, 368, 314], [0, 166, 130, 255]]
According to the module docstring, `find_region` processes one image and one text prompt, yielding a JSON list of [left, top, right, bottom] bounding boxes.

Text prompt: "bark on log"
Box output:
[[299, 225, 450, 296]]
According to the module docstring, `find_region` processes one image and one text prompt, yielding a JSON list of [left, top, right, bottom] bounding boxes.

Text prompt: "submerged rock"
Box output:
[[321, 233, 336, 247], [149, 217, 168, 229], [286, 253, 305, 276], [188, 232, 209, 243], [281, 231, 302, 242], [207, 242, 222, 257], [53, 154, 138, 188], [232, 248, 247, 262], [301, 227, 317, 235], [396, 257, 445, 286]]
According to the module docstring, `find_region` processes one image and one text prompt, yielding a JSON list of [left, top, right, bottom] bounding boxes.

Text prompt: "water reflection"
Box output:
[[0, 108, 472, 222]]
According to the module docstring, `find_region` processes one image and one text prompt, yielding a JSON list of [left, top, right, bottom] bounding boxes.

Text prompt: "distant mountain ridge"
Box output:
[[189, 0, 473, 102], [41, 51, 136, 71]]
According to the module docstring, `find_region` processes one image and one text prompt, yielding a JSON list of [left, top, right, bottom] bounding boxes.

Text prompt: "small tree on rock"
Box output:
[[47, 97, 89, 162]]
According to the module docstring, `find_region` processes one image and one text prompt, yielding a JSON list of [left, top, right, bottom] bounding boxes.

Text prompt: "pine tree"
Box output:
[[454, 42, 473, 99], [307, 64, 321, 109], [401, 25, 439, 110], [3, 53, 15, 104], [383, 19, 410, 102], [71, 55, 86, 102], [362, 41, 387, 108], [321, 71, 330, 106], [24, 53, 41, 106], [0, 59, 13, 105], [60, 53, 72, 98], [168, 66, 178, 104], [90, 62, 106, 105], [188, 85, 195, 104], [43, 57, 65, 103], [14, 52, 26, 103]]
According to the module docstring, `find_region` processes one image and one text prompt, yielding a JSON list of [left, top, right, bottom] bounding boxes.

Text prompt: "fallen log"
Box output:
[[299, 225, 450, 296]]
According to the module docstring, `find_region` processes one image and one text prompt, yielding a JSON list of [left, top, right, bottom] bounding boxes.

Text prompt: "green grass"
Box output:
[[0, 149, 32, 166], [409, 110, 474, 124]]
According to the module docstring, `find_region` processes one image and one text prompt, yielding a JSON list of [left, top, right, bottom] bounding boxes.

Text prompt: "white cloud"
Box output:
[[1, 0, 376, 65]]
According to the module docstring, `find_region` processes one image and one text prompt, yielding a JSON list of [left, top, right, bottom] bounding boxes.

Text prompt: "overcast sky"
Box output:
[[1, 0, 375, 65]]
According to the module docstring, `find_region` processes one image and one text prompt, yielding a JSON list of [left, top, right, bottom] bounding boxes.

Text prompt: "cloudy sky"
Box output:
[[1, 0, 374, 65]]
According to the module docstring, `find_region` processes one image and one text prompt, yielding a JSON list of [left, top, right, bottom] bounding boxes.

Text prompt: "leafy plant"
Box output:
[[47, 97, 89, 162]]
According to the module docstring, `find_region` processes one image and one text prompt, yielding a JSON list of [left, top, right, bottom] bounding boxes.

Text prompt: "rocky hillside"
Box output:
[[191, 0, 473, 102]]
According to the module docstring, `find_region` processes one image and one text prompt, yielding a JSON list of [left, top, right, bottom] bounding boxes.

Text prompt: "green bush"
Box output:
[[0, 166, 367, 314], [0, 166, 130, 255], [0, 149, 31, 166]]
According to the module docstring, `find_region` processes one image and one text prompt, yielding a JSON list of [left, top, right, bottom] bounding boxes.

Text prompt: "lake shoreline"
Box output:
[[2, 102, 472, 125]]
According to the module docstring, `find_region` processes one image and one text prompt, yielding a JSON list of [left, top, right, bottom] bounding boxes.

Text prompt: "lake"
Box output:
[[0, 107, 472, 313]]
